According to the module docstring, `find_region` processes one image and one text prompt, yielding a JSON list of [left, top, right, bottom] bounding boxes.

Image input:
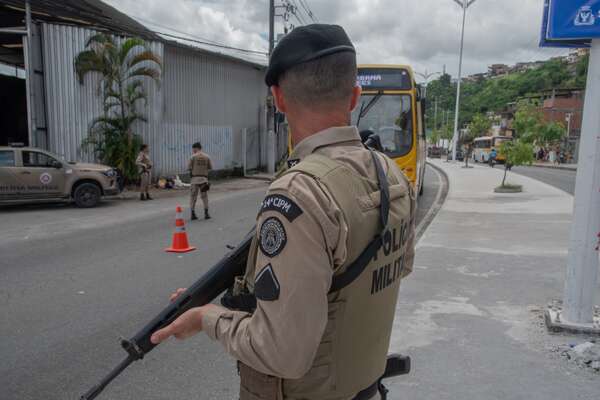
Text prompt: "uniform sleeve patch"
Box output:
[[259, 194, 303, 222], [254, 264, 280, 301], [287, 159, 300, 168], [259, 217, 287, 257]]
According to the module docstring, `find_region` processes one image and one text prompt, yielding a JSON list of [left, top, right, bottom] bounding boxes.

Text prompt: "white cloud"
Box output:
[[105, 0, 571, 76]]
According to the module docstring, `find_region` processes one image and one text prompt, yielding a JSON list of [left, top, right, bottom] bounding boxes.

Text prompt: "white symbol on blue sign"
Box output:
[[574, 6, 596, 26]]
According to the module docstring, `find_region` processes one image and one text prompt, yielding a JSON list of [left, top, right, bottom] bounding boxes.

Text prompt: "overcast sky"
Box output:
[[105, 0, 570, 80]]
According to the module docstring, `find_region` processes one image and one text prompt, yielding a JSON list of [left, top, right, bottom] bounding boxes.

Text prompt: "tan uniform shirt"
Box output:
[[203, 126, 415, 379], [188, 151, 212, 185], [135, 151, 152, 173]]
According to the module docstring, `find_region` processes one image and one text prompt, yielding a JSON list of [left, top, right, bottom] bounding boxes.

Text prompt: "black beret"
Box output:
[[265, 24, 355, 87]]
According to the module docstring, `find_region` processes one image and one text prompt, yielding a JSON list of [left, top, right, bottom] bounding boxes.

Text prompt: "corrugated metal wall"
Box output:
[[162, 45, 265, 171], [41, 23, 265, 176]]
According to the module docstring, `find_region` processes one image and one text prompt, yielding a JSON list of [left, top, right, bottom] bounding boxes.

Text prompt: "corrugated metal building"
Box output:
[[0, 0, 267, 176]]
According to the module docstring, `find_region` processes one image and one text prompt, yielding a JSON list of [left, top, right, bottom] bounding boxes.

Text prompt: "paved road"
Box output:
[[1, 167, 443, 400], [510, 166, 576, 195]]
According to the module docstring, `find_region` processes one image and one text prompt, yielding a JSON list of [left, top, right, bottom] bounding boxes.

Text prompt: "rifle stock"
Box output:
[[80, 231, 254, 400]]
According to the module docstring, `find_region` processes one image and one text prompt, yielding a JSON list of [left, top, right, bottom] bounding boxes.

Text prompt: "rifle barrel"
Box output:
[[80, 355, 134, 400]]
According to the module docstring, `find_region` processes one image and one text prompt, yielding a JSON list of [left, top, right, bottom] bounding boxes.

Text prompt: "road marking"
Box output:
[[415, 162, 448, 242]]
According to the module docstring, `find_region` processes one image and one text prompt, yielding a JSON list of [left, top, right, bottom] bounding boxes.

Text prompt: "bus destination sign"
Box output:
[[357, 68, 412, 90]]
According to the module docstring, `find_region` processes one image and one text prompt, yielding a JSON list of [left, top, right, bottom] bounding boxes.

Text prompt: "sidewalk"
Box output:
[[387, 160, 599, 399], [532, 161, 578, 171], [114, 177, 268, 200]]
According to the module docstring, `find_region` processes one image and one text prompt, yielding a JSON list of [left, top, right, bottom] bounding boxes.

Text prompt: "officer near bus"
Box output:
[[151, 24, 416, 400], [188, 142, 212, 220]]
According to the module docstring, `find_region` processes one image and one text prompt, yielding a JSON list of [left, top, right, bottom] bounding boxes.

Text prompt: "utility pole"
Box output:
[[266, 0, 276, 174], [559, 39, 600, 328], [450, 0, 478, 162], [434, 97, 439, 132], [269, 0, 275, 56], [24, 0, 37, 147], [445, 110, 450, 148]]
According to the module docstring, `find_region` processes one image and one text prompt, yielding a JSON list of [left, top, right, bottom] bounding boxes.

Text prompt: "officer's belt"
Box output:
[[191, 175, 208, 178], [329, 149, 390, 293]]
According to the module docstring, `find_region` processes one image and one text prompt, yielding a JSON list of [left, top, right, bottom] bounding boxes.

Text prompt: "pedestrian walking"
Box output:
[[150, 24, 416, 400], [489, 147, 497, 167], [136, 144, 152, 201], [188, 142, 212, 220]]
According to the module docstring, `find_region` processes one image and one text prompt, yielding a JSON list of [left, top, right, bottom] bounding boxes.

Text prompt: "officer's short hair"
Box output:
[[192, 142, 202, 150], [140, 144, 148, 151], [279, 52, 357, 108]]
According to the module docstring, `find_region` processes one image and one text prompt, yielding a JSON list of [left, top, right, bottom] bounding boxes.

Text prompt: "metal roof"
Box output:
[[0, 0, 158, 39], [0, 0, 266, 69]]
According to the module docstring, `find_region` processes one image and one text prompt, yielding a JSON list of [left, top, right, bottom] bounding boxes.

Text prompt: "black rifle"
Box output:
[[80, 232, 254, 400]]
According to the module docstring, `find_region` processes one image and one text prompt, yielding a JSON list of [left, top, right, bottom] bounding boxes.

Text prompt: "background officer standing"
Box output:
[[135, 144, 152, 201], [152, 24, 416, 400], [188, 142, 212, 220]]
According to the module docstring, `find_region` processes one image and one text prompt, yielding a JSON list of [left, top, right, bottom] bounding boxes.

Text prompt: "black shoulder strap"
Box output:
[[329, 150, 390, 293]]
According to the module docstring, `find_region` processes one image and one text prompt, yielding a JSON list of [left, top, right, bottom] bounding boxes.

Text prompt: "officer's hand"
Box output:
[[150, 305, 215, 344], [169, 287, 187, 302]]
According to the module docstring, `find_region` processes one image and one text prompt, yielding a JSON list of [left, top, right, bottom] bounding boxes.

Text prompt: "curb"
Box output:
[[530, 164, 577, 172], [243, 175, 274, 182], [415, 162, 449, 242]]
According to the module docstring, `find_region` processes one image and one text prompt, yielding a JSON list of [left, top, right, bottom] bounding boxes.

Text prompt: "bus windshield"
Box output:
[[493, 137, 511, 148], [353, 94, 413, 157]]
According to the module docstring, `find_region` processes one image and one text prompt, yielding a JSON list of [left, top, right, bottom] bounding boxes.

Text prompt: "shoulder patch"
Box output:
[[287, 159, 300, 168], [254, 264, 280, 301], [259, 217, 287, 257], [260, 194, 303, 222]]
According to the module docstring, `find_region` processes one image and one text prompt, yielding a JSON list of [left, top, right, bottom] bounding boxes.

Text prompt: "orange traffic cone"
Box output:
[[165, 205, 196, 253]]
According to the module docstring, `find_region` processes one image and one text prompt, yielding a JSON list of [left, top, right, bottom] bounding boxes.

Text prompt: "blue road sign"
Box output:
[[548, 0, 600, 40], [540, 0, 591, 48]]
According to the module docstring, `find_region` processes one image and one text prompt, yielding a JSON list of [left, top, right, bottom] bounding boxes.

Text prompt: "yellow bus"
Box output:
[[352, 64, 426, 195], [472, 136, 512, 163]]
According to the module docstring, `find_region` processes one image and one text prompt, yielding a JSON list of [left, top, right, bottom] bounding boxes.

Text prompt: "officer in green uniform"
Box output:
[[152, 24, 416, 400]]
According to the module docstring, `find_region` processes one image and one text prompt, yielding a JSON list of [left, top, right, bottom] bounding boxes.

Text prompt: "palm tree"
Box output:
[[75, 34, 162, 180]]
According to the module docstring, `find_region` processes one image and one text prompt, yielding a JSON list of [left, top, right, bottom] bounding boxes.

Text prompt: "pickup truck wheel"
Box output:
[[74, 183, 101, 208]]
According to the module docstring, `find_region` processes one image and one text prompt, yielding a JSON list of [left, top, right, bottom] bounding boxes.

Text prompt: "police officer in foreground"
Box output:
[[151, 24, 416, 400], [188, 142, 213, 220]]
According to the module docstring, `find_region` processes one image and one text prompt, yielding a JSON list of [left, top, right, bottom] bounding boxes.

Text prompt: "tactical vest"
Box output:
[[191, 153, 210, 177], [238, 152, 413, 400]]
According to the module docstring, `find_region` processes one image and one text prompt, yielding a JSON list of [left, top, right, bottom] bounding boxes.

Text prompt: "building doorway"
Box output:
[[0, 73, 28, 146]]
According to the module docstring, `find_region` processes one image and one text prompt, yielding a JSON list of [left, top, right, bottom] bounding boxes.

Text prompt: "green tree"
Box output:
[[540, 121, 565, 146], [75, 34, 162, 181], [575, 53, 590, 87], [499, 139, 534, 187], [513, 101, 565, 147], [429, 130, 441, 147], [513, 101, 543, 143]]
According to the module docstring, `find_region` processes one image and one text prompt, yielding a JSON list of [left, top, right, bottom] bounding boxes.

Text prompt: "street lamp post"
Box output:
[[450, 0, 478, 162], [416, 70, 441, 99]]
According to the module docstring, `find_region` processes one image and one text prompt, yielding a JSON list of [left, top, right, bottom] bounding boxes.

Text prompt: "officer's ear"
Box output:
[[349, 85, 362, 112], [271, 85, 287, 113]]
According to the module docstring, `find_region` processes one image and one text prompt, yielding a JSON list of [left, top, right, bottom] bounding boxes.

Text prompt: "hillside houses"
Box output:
[[463, 49, 589, 81]]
